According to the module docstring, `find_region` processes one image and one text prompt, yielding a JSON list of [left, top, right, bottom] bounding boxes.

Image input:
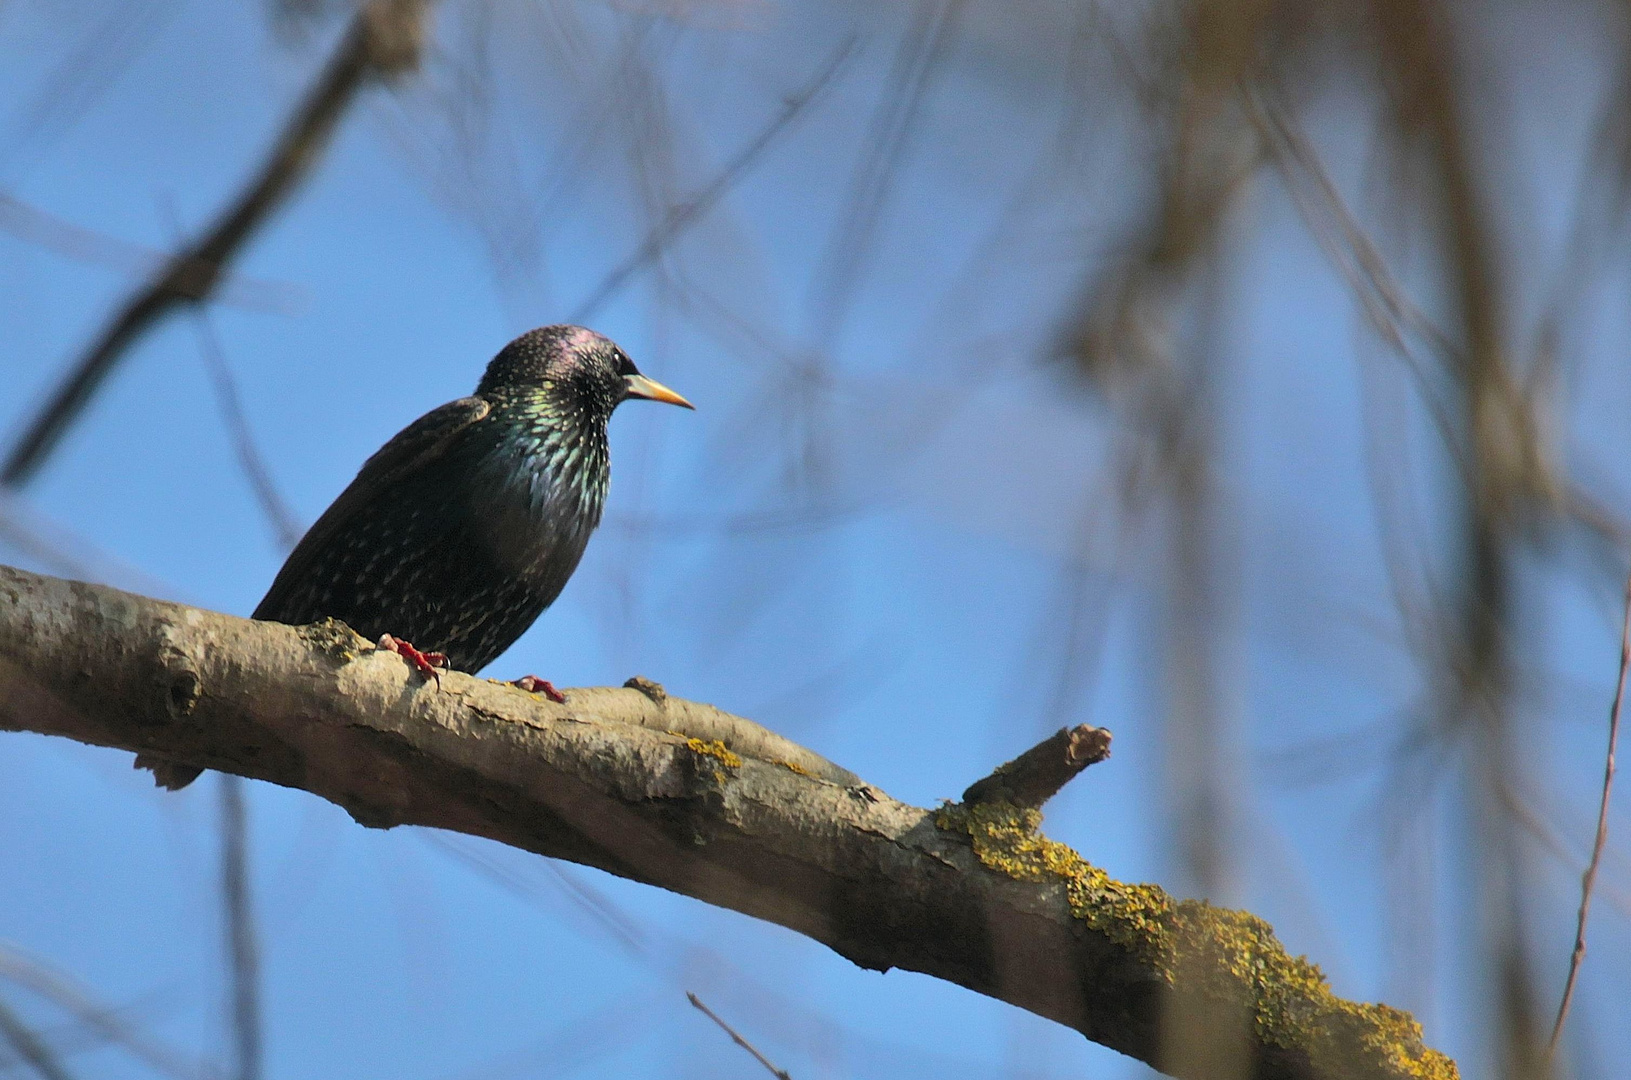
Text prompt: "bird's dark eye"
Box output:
[[612, 349, 639, 377]]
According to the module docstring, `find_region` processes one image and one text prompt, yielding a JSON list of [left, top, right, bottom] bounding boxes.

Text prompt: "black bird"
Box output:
[[140, 325, 691, 790]]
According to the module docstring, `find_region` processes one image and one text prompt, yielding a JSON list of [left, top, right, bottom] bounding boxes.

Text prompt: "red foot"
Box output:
[[378, 634, 449, 687], [513, 675, 566, 703]]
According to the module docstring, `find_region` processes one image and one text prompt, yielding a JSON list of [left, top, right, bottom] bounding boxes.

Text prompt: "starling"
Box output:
[[139, 325, 691, 790]]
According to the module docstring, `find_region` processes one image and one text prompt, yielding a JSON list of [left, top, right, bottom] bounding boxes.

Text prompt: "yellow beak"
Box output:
[[623, 373, 694, 409]]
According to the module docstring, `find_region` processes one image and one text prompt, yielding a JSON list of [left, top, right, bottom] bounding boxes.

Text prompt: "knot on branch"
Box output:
[[961, 724, 1111, 810], [151, 628, 204, 724], [135, 635, 208, 789], [625, 675, 668, 705], [164, 668, 201, 720], [163, 252, 225, 301], [361, 0, 429, 75]]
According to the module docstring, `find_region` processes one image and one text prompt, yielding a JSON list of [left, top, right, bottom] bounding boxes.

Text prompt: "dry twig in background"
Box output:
[[1, 0, 432, 488], [219, 774, 262, 1080], [566, 36, 857, 326], [0, 944, 208, 1080], [0, 191, 299, 313], [188, 308, 304, 553], [0, 992, 77, 1080], [1548, 572, 1629, 1052], [686, 992, 794, 1080]]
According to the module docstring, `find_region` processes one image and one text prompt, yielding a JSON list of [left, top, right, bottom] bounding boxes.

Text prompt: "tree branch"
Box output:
[[0, 564, 1455, 1080], [962, 724, 1112, 809], [0, 992, 78, 1080], [686, 992, 794, 1080]]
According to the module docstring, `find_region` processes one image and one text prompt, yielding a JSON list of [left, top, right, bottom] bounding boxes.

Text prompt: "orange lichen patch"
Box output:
[[774, 759, 816, 778], [936, 802, 1457, 1080], [667, 732, 742, 772]]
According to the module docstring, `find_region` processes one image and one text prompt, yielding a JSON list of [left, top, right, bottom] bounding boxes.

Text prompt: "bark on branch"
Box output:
[[0, 564, 1455, 1080]]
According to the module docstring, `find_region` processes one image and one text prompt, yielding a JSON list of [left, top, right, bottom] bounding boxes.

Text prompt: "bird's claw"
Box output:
[[378, 634, 449, 687], [513, 675, 567, 703]]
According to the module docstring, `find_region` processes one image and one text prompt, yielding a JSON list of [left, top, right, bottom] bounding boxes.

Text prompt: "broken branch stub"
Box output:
[[962, 724, 1113, 810]]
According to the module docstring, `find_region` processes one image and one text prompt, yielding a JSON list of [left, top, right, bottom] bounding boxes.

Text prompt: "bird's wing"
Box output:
[[253, 395, 492, 621], [341, 395, 493, 492]]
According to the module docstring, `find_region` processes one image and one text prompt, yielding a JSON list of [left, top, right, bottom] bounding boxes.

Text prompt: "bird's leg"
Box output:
[[378, 634, 449, 687], [512, 675, 567, 703]]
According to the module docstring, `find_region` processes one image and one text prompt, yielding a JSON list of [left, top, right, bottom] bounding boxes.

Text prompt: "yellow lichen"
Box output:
[[774, 759, 816, 778], [667, 732, 742, 771], [299, 618, 364, 663], [936, 802, 1457, 1080]]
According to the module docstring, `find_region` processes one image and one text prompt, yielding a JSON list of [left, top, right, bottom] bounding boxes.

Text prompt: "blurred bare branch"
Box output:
[[219, 776, 261, 1080], [1368, 2, 1553, 1076], [807, 0, 963, 350], [1531, 48, 1631, 392], [0, 192, 303, 314], [188, 309, 304, 553], [0, 944, 212, 1080], [8, 1, 1631, 1076], [419, 832, 650, 959], [1, 0, 171, 164], [566, 34, 858, 326], [1050, 7, 1285, 1079], [1, 0, 434, 489], [1056, 0, 1270, 395], [0, 490, 180, 598], [0, 993, 77, 1080], [437, 988, 666, 1080], [1243, 87, 1462, 454], [419, 832, 948, 1077], [1499, 785, 1631, 922]]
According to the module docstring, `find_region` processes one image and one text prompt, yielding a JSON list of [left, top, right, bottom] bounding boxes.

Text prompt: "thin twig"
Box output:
[[419, 832, 649, 959], [0, 992, 78, 1080], [1241, 87, 1464, 459], [807, 1, 961, 350], [1, 0, 430, 488], [0, 489, 177, 598], [1548, 571, 1629, 1052], [685, 992, 792, 1080], [153, 194, 303, 554], [1244, 89, 1458, 361], [566, 35, 857, 326], [190, 309, 304, 552], [0, 943, 214, 1080], [0, 191, 300, 313]]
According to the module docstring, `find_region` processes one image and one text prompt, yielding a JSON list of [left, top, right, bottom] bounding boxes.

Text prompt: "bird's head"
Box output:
[[477, 325, 693, 417]]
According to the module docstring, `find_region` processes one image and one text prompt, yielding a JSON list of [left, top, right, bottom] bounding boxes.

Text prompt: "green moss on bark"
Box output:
[[936, 802, 1456, 1080]]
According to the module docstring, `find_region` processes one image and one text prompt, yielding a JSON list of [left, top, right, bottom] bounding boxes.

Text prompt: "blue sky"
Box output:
[[3, 2, 1629, 1079]]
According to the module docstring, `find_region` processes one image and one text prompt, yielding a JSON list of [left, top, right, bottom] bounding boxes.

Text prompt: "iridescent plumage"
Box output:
[[256, 325, 690, 668], [139, 325, 690, 789]]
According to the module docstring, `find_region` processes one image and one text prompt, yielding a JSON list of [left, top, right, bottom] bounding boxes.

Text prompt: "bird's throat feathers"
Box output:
[[467, 324, 631, 539], [481, 393, 611, 529]]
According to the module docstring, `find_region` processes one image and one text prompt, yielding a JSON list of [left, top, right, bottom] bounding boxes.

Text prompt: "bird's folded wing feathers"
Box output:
[[253, 396, 492, 621], [348, 396, 493, 489]]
